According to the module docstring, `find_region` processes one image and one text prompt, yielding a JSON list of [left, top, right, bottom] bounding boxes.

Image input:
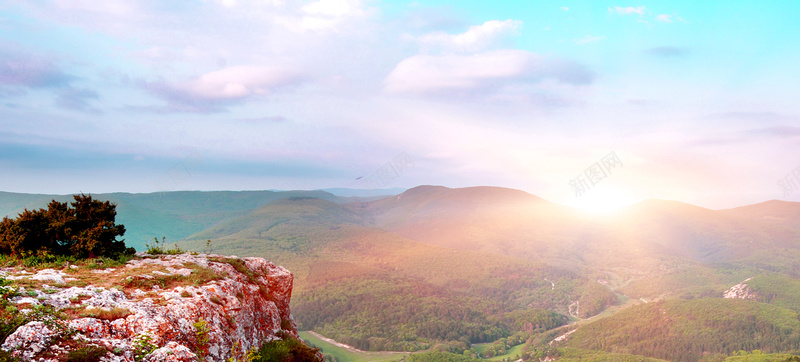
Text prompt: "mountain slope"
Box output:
[[177, 194, 617, 349], [562, 298, 800, 362], [0, 190, 351, 250]]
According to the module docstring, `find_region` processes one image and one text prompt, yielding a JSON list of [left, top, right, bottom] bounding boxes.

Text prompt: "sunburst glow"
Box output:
[[567, 187, 638, 216]]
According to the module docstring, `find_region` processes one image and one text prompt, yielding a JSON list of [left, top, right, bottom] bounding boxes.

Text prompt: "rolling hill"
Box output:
[[0, 190, 389, 251], [5, 185, 800, 360]]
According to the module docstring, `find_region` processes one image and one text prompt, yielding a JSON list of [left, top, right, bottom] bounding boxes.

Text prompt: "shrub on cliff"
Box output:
[[255, 332, 322, 362], [0, 194, 131, 258]]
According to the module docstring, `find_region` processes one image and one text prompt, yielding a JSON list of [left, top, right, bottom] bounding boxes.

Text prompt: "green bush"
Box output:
[[253, 332, 321, 362]]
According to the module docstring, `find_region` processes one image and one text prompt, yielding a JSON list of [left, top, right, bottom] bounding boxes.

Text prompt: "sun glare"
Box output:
[[568, 187, 638, 216]]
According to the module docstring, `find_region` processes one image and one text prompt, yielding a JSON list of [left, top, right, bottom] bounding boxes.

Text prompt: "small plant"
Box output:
[[229, 341, 261, 362], [27, 304, 72, 335], [193, 318, 210, 361], [0, 277, 17, 299], [0, 277, 26, 344], [145, 237, 185, 255], [181, 290, 191, 298], [0, 348, 19, 362], [132, 332, 158, 362], [64, 344, 108, 362], [205, 239, 213, 254]]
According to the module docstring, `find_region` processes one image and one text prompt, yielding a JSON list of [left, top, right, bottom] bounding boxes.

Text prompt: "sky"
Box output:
[[1, 0, 800, 211]]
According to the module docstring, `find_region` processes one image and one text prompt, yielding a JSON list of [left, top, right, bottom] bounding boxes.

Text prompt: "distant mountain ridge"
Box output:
[[2, 186, 799, 260], [4, 185, 800, 358], [0, 189, 382, 250]]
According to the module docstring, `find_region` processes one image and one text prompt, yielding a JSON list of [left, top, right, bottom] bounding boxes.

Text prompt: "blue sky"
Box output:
[[1, 0, 799, 211]]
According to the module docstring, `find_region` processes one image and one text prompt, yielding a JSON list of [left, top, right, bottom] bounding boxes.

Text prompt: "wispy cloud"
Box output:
[[704, 111, 798, 123], [0, 52, 73, 88], [575, 35, 606, 45], [646, 46, 689, 57], [384, 50, 594, 96], [609, 6, 646, 15], [655, 14, 672, 23], [55, 88, 101, 113], [656, 14, 687, 23], [142, 65, 305, 112], [749, 126, 800, 138], [416, 19, 522, 53], [280, 0, 369, 32]]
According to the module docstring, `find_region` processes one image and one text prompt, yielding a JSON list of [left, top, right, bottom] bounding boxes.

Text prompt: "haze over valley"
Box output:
[[4, 187, 800, 361]]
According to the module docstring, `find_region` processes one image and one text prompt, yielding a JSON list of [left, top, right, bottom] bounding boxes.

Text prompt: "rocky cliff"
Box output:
[[0, 253, 304, 362]]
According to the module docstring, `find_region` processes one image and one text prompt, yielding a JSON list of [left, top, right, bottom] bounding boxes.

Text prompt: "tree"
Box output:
[[0, 208, 50, 255], [0, 194, 130, 258], [66, 194, 127, 257]]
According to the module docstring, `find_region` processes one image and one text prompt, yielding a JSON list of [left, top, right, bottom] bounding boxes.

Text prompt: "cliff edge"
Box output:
[[0, 253, 306, 362]]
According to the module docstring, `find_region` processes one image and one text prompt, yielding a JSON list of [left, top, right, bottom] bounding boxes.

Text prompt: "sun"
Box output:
[[568, 187, 638, 216]]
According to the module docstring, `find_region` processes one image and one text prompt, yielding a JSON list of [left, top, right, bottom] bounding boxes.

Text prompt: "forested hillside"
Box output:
[[5, 187, 800, 360], [562, 299, 800, 362]]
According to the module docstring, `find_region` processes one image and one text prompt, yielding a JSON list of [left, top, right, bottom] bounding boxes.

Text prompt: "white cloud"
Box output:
[[656, 14, 672, 22], [203, 0, 285, 8], [302, 0, 356, 17], [51, 0, 140, 16], [575, 35, 606, 45], [280, 0, 367, 32], [609, 6, 646, 15], [132, 47, 174, 62], [383, 50, 593, 95], [417, 19, 522, 53], [656, 14, 687, 23], [561, 6, 569, 11], [143, 65, 305, 112]]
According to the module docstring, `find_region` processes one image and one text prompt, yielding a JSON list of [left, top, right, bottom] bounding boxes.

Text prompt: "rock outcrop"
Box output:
[[723, 277, 758, 300], [1, 253, 301, 362]]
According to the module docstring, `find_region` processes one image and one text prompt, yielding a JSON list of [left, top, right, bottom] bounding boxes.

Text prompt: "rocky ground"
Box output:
[[0, 253, 298, 362]]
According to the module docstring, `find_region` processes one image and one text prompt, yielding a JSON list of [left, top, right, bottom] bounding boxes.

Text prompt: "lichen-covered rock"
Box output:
[[1, 254, 301, 362], [145, 342, 199, 362], [2, 322, 59, 360]]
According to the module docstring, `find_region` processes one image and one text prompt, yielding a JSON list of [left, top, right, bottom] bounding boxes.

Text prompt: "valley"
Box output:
[[4, 186, 800, 361]]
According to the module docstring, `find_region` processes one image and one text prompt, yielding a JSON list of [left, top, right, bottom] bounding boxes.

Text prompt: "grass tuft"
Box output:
[[77, 307, 132, 321]]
